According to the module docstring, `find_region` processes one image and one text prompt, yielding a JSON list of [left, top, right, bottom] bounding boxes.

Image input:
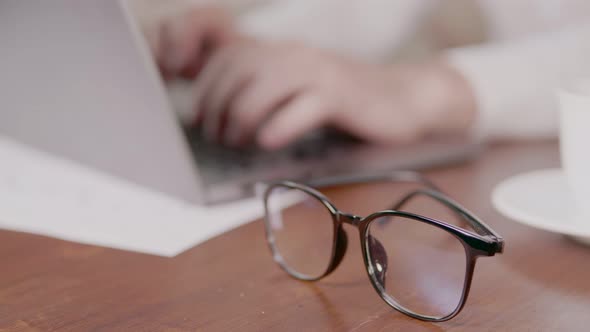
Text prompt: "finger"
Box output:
[[223, 70, 305, 146], [190, 6, 236, 43], [257, 94, 329, 150], [200, 49, 260, 143], [333, 106, 421, 145], [194, 45, 242, 141], [176, 8, 237, 79], [161, 19, 205, 77]]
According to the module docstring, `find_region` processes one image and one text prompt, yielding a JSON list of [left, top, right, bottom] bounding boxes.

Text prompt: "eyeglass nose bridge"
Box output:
[[338, 212, 362, 227]]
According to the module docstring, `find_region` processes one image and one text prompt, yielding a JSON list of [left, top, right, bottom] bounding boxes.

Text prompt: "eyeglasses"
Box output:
[[260, 171, 504, 322]]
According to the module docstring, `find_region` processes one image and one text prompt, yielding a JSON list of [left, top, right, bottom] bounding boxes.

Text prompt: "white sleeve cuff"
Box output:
[[445, 23, 590, 141]]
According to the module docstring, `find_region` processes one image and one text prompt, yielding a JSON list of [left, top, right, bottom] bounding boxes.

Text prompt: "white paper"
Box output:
[[0, 137, 265, 257]]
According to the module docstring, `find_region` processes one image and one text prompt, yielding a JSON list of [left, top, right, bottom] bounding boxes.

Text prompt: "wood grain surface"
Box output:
[[2, 141, 589, 331]]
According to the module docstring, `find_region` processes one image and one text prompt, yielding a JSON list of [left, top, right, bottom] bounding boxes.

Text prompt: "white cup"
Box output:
[[559, 79, 590, 218]]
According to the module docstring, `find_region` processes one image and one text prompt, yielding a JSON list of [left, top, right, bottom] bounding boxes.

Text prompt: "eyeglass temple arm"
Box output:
[[347, 174, 500, 242], [395, 189, 504, 253], [307, 170, 467, 227], [286, 171, 502, 253], [306, 171, 500, 239], [307, 171, 441, 191], [390, 189, 466, 227]]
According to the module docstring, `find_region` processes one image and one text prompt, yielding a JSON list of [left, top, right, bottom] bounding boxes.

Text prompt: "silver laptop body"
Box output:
[[0, 0, 479, 204]]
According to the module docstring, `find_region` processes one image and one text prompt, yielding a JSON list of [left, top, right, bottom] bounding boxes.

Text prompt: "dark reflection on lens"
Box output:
[[368, 214, 467, 318], [265, 186, 334, 279]]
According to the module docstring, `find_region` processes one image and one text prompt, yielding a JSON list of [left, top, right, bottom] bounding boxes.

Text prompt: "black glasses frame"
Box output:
[[261, 171, 504, 322]]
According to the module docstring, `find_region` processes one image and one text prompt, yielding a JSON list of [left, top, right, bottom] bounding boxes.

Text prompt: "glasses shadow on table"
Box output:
[[274, 275, 447, 331], [501, 229, 590, 295]]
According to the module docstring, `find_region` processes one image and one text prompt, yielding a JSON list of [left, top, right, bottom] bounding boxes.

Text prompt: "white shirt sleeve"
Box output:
[[446, 22, 590, 141], [237, 0, 434, 62]]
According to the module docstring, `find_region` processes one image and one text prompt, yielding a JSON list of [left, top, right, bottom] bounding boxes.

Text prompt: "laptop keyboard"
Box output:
[[184, 128, 360, 183]]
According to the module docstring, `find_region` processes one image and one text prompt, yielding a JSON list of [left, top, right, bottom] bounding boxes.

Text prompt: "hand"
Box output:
[[195, 41, 477, 150], [140, 5, 238, 80]]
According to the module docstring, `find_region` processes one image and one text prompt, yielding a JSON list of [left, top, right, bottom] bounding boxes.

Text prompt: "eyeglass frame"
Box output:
[[260, 171, 504, 322]]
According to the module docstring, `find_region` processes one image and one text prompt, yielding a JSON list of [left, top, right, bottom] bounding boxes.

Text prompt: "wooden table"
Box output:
[[2, 141, 590, 331]]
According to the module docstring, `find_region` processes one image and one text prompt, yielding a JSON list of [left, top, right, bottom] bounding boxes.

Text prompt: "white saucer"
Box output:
[[492, 168, 590, 245]]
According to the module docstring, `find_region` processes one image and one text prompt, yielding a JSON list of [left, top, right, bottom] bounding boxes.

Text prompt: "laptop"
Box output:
[[0, 0, 479, 204]]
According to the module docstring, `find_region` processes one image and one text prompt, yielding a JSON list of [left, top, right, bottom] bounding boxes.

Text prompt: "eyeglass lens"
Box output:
[[367, 213, 467, 318], [265, 185, 469, 319], [266, 185, 334, 279]]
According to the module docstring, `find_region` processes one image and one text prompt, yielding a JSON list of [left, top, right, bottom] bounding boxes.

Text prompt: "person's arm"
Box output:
[[131, 0, 435, 66], [445, 22, 590, 140], [237, 0, 435, 62], [131, 0, 438, 127], [193, 40, 475, 150]]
